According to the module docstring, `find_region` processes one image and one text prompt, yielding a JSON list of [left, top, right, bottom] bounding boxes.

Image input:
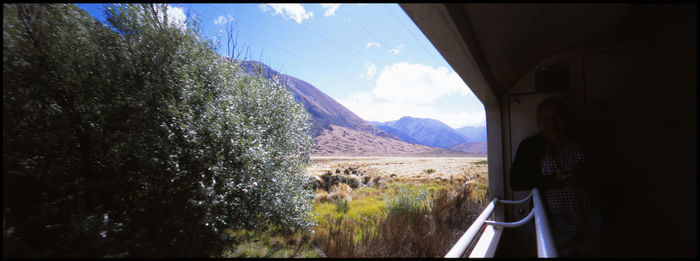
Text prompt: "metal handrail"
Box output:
[[533, 188, 558, 257], [484, 207, 534, 228], [444, 198, 498, 258], [499, 190, 533, 204], [444, 188, 558, 258]]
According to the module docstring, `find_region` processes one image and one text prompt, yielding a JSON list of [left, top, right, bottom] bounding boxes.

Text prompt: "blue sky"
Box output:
[[76, 3, 485, 128]]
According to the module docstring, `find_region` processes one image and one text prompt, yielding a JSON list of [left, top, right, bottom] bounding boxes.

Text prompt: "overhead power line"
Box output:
[[206, 4, 377, 92], [385, 5, 442, 66], [297, 22, 368, 64], [235, 28, 369, 90], [338, 8, 394, 52]]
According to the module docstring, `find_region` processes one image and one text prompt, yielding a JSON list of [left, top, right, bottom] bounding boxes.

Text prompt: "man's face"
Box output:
[[537, 104, 567, 141]]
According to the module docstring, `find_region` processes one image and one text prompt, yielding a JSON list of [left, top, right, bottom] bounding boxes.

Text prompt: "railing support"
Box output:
[[444, 198, 498, 258], [499, 190, 533, 204], [484, 207, 534, 228], [445, 188, 558, 258], [533, 188, 558, 257]]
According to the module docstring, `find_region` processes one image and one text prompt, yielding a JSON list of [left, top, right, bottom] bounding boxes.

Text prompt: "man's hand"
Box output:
[[555, 168, 582, 185]]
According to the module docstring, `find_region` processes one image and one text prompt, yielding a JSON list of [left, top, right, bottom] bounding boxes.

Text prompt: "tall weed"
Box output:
[[384, 187, 428, 218], [313, 183, 484, 257], [334, 199, 350, 214]]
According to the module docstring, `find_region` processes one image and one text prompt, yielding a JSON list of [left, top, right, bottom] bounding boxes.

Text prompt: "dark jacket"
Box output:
[[510, 133, 556, 191], [510, 133, 603, 192]]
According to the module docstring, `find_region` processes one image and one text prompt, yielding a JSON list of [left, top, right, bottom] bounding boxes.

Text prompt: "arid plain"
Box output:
[[308, 156, 488, 181]]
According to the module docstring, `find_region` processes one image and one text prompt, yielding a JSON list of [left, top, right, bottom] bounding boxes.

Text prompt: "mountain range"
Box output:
[[371, 117, 487, 154], [371, 116, 467, 148], [455, 126, 488, 142], [240, 60, 485, 156], [240, 61, 392, 139]]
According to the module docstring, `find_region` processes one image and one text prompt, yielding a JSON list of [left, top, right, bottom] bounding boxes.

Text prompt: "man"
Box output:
[[510, 98, 603, 257]]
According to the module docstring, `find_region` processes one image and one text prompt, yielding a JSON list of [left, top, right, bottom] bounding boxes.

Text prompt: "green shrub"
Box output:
[[424, 168, 436, 174], [384, 187, 428, 218], [334, 199, 350, 214], [3, 3, 313, 258], [346, 196, 384, 222], [313, 183, 484, 257], [222, 228, 318, 258], [474, 160, 488, 165]]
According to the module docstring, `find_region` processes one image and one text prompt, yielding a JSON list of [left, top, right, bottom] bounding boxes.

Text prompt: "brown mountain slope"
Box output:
[[240, 61, 396, 139], [314, 124, 480, 157], [239, 60, 476, 157]]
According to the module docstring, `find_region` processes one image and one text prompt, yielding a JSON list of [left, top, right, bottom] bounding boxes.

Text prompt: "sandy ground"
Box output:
[[308, 156, 488, 181]]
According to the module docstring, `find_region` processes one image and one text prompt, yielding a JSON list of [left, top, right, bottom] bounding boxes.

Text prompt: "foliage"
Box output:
[[312, 188, 385, 229], [3, 3, 313, 258], [384, 187, 428, 218], [386, 180, 446, 196], [222, 229, 318, 258], [242, 177, 486, 258], [334, 198, 350, 214], [346, 196, 384, 223], [312, 183, 484, 257], [465, 170, 489, 205]]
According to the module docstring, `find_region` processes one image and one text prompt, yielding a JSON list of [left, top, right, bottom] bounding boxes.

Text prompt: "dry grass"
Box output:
[[227, 157, 489, 258], [316, 183, 354, 203], [315, 189, 331, 202], [312, 183, 484, 257], [308, 158, 489, 257], [329, 183, 353, 201], [222, 229, 319, 258], [308, 156, 487, 180]]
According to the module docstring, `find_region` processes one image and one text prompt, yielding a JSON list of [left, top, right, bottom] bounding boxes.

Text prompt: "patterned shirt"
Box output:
[[540, 143, 602, 235]]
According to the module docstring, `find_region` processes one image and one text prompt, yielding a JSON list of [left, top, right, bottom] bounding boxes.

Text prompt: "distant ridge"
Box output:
[[455, 126, 487, 142], [448, 142, 487, 155], [239, 60, 475, 157], [314, 124, 479, 157], [372, 117, 488, 155], [240, 61, 394, 139], [371, 116, 467, 148]]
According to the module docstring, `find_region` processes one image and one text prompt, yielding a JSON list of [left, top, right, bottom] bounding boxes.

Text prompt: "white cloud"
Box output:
[[214, 14, 235, 25], [389, 44, 404, 54], [321, 4, 340, 17], [260, 4, 313, 24], [339, 96, 485, 128], [365, 41, 381, 49], [360, 61, 377, 80], [152, 5, 187, 31], [338, 62, 484, 128], [373, 62, 472, 104]]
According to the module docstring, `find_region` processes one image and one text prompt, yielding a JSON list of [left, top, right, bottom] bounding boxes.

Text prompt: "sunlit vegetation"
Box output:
[[310, 178, 486, 257], [4, 3, 313, 257], [220, 163, 489, 258], [3, 3, 490, 258], [474, 160, 488, 165], [221, 228, 319, 258]]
